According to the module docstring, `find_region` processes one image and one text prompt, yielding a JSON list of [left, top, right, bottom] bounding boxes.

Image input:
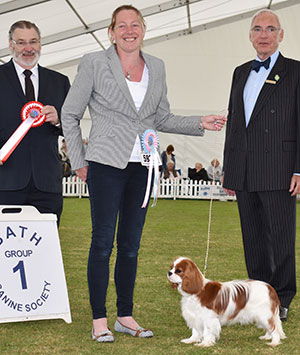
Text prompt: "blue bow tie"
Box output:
[[252, 57, 271, 72]]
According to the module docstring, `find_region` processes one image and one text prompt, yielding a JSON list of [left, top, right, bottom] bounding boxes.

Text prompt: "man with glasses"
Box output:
[[222, 9, 300, 322], [0, 21, 70, 224]]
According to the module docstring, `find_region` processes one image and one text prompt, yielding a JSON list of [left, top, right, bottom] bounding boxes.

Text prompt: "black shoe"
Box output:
[[279, 306, 289, 322]]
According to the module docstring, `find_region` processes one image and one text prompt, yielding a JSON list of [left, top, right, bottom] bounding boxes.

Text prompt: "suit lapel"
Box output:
[[37, 65, 49, 103], [4, 59, 27, 102], [106, 46, 137, 113], [236, 63, 252, 127], [138, 52, 154, 115], [250, 53, 286, 123]]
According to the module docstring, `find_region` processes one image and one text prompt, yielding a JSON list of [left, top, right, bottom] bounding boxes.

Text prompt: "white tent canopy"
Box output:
[[1, 0, 299, 175], [0, 0, 298, 69]]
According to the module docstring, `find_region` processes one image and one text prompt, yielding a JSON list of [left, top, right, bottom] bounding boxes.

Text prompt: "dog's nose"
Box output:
[[168, 271, 172, 276]]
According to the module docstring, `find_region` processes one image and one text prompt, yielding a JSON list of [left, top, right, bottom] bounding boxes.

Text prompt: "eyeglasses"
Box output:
[[11, 39, 40, 47], [251, 26, 281, 34]]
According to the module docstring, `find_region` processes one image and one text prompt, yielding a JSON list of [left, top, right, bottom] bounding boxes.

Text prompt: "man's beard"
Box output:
[[13, 50, 40, 68]]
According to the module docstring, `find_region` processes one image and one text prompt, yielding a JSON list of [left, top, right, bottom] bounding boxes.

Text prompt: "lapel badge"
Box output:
[[274, 74, 280, 81]]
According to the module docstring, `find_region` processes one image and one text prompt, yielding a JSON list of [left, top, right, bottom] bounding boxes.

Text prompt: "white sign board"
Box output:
[[0, 205, 71, 324]]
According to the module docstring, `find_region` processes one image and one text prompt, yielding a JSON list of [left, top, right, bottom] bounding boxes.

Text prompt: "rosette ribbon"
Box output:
[[0, 101, 46, 163], [141, 129, 160, 208]]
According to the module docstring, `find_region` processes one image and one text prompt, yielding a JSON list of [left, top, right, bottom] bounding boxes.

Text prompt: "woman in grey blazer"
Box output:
[[62, 4, 226, 343]]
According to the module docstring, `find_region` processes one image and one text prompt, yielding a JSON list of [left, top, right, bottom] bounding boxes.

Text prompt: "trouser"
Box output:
[[0, 176, 63, 225], [236, 190, 296, 307], [87, 161, 150, 319]]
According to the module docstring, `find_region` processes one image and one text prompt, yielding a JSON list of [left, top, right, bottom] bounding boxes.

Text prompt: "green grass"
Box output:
[[0, 198, 299, 354]]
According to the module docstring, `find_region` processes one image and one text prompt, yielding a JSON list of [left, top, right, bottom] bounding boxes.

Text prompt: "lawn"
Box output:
[[0, 198, 299, 354]]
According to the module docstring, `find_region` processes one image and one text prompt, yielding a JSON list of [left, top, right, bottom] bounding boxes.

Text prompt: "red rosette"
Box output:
[[21, 101, 46, 127]]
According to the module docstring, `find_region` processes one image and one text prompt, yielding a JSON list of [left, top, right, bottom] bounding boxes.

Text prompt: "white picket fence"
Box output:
[[62, 176, 89, 198], [158, 179, 236, 201], [62, 176, 236, 201]]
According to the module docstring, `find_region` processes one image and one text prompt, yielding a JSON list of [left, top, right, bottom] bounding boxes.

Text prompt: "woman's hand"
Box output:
[[76, 166, 88, 182], [201, 115, 227, 131]]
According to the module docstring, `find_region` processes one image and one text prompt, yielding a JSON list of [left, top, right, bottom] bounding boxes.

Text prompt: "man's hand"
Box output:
[[289, 174, 300, 196], [201, 115, 227, 131], [76, 166, 88, 183], [42, 105, 59, 125], [223, 187, 236, 196], [221, 175, 235, 196]]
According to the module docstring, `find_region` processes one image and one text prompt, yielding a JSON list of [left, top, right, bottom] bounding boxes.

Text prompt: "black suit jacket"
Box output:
[[223, 53, 300, 192], [0, 59, 70, 193]]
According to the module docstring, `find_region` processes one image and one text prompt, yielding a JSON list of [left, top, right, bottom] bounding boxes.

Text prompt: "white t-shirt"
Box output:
[[126, 65, 149, 162]]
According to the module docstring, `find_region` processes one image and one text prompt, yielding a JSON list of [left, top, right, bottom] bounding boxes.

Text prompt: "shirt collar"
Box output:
[[255, 50, 279, 69], [12, 59, 39, 77]]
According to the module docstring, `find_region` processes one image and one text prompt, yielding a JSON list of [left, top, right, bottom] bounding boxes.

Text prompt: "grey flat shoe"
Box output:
[[114, 319, 153, 338], [92, 329, 114, 342]]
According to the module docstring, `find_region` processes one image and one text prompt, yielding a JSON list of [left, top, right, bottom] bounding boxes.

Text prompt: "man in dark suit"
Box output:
[[222, 9, 300, 322], [0, 21, 70, 223]]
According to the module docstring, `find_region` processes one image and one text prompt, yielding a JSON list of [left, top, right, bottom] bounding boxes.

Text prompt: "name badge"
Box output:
[[141, 152, 161, 166]]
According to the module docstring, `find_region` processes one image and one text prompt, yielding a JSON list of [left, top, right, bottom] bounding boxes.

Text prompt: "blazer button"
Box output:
[[270, 109, 275, 114], [265, 129, 269, 133]]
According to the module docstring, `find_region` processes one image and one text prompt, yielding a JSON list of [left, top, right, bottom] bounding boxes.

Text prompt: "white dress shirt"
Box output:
[[12, 60, 39, 101], [243, 50, 279, 127]]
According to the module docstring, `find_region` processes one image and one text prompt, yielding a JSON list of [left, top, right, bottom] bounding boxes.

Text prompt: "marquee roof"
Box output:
[[0, 0, 297, 70]]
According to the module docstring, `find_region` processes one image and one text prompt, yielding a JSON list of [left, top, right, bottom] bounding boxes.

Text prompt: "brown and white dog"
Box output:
[[168, 257, 286, 347]]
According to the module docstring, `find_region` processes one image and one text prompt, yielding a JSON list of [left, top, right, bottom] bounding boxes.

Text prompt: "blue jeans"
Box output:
[[87, 161, 150, 319]]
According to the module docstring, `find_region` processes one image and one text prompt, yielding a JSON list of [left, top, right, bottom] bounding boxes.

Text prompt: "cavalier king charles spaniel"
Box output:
[[168, 257, 286, 347]]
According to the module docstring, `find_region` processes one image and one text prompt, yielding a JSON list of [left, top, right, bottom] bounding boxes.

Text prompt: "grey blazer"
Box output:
[[61, 45, 204, 170]]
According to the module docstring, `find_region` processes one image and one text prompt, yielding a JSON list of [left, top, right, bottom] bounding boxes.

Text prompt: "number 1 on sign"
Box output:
[[13, 260, 28, 290]]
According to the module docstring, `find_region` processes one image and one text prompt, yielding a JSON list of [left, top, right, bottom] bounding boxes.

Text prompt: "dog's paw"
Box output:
[[259, 334, 272, 340], [194, 340, 215, 347], [267, 340, 281, 347], [181, 337, 198, 344]]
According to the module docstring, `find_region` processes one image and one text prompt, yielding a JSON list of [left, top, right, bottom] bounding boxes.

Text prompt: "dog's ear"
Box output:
[[181, 259, 203, 294]]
